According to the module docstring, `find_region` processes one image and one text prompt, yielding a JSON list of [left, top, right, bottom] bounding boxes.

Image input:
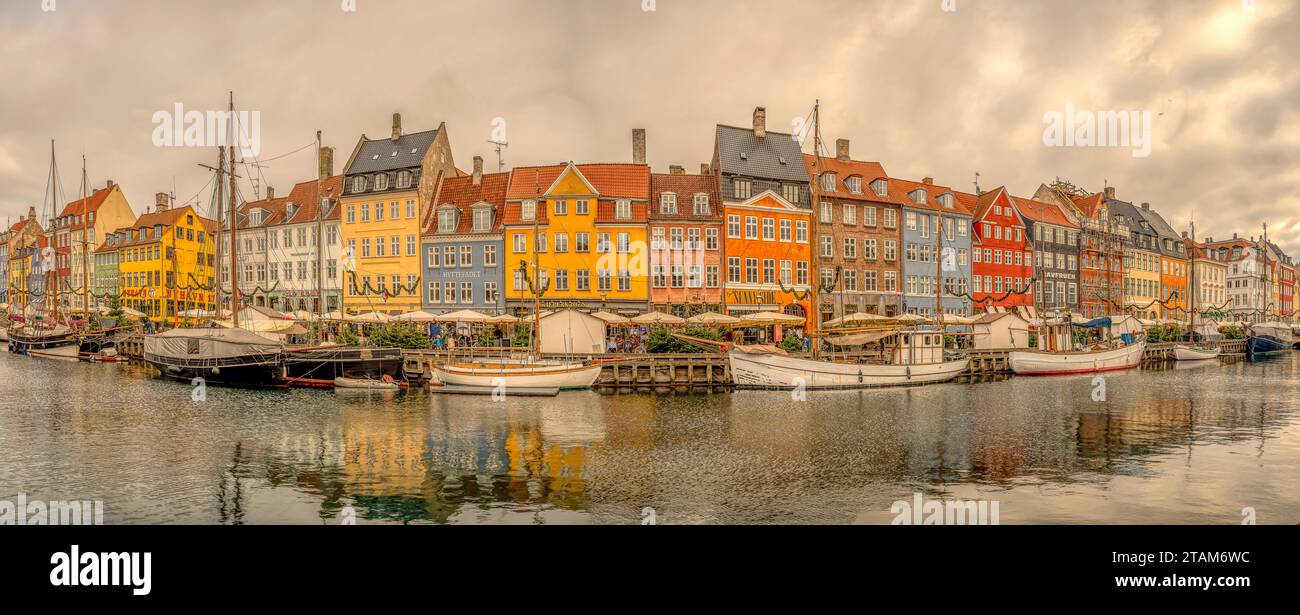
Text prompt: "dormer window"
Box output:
[[819, 172, 837, 192], [871, 179, 887, 197], [396, 170, 412, 189], [615, 199, 632, 220], [437, 205, 457, 233], [733, 178, 752, 200], [249, 209, 265, 226], [521, 199, 537, 221], [285, 203, 298, 219], [910, 188, 927, 204], [846, 176, 862, 194], [374, 173, 389, 191], [660, 192, 677, 214], [351, 176, 366, 193], [472, 205, 492, 232], [939, 194, 953, 209], [693, 194, 710, 215]]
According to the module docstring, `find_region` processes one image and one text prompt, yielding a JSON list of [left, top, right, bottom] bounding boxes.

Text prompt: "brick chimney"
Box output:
[[922, 177, 933, 185], [1104, 186, 1116, 199], [28, 206, 36, 222], [700, 163, 711, 175], [105, 179, 115, 189], [1140, 202, 1149, 210], [266, 187, 275, 200], [669, 165, 685, 175], [155, 192, 169, 211], [632, 128, 646, 165], [753, 106, 766, 138], [319, 146, 334, 179], [391, 112, 402, 141], [836, 139, 850, 162], [472, 155, 483, 186], [1206, 237, 1214, 243]]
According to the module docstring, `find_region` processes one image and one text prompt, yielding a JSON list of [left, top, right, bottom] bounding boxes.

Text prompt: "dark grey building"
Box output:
[[712, 107, 811, 209], [1012, 196, 1081, 312]]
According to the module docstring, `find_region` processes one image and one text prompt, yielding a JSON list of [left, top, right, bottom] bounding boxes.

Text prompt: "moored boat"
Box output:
[[142, 328, 285, 387], [1173, 344, 1220, 361], [283, 345, 404, 387], [728, 328, 969, 389], [1246, 321, 1294, 357], [334, 376, 400, 390], [434, 359, 602, 389], [1009, 340, 1145, 375], [8, 325, 81, 359]]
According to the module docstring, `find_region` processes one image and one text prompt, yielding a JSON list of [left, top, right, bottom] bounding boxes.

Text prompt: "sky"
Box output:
[[0, 0, 1297, 254]]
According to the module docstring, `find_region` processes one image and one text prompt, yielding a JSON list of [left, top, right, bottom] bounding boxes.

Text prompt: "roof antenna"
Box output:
[[973, 171, 981, 195]]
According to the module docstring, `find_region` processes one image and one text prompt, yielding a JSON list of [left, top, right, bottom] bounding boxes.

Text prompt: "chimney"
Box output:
[[836, 139, 850, 162], [266, 186, 276, 201], [753, 107, 766, 138], [1181, 231, 1188, 239], [105, 179, 115, 189], [669, 165, 685, 175], [1233, 233, 1238, 239], [1206, 237, 1214, 243], [391, 112, 402, 141], [632, 128, 646, 165], [1140, 202, 1149, 210], [472, 155, 483, 186], [922, 177, 933, 185], [29, 206, 36, 222], [153, 192, 169, 211], [319, 146, 335, 179], [1104, 186, 1116, 199], [700, 163, 711, 175]]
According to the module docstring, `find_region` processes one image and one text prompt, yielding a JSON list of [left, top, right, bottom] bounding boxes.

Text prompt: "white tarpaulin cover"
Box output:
[[539, 309, 606, 354], [144, 327, 283, 361]]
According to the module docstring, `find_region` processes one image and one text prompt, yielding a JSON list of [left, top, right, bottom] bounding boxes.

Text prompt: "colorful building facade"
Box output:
[[422, 158, 509, 315], [340, 114, 456, 314], [648, 168, 724, 315], [503, 162, 651, 315], [1034, 183, 1126, 319], [116, 205, 216, 323], [971, 187, 1034, 310], [895, 177, 973, 318], [1012, 195, 1079, 313]]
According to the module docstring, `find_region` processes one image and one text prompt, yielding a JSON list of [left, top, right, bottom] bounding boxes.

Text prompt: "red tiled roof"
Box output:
[[506, 163, 650, 201], [422, 171, 510, 236], [10, 219, 30, 233], [888, 177, 972, 215], [1071, 193, 1105, 218], [1011, 196, 1076, 227], [283, 175, 345, 225], [237, 197, 289, 228], [649, 173, 723, 221], [802, 154, 906, 205], [57, 185, 115, 218], [118, 206, 212, 247]]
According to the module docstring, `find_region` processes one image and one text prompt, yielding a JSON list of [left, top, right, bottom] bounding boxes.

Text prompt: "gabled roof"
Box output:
[[236, 196, 289, 229], [889, 177, 972, 216], [1011, 196, 1076, 228], [423, 171, 510, 236], [282, 175, 344, 224], [57, 185, 115, 218], [344, 129, 439, 175], [118, 206, 207, 247], [802, 154, 905, 205], [1071, 192, 1105, 218], [715, 124, 810, 184], [10, 219, 30, 233], [972, 187, 1014, 220], [1107, 199, 1158, 239], [506, 163, 650, 201], [649, 172, 723, 221]]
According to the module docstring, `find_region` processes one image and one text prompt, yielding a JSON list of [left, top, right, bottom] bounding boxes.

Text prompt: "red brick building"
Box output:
[[648, 168, 724, 315], [971, 187, 1034, 309]]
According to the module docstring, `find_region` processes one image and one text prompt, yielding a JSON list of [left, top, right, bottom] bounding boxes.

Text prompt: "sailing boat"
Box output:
[[1245, 224, 1294, 357], [9, 141, 81, 359], [1173, 221, 1219, 361], [142, 93, 287, 386], [727, 100, 969, 389], [433, 171, 600, 390]]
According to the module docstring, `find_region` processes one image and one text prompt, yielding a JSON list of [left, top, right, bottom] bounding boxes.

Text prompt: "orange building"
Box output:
[[722, 191, 813, 329]]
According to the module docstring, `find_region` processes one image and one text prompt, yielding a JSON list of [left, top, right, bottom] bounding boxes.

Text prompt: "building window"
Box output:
[[782, 184, 800, 204], [733, 178, 752, 200], [693, 194, 710, 215], [660, 193, 677, 214], [522, 200, 536, 221], [484, 244, 497, 266], [727, 215, 741, 238], [553, 199, 567, 215], [374, 174, 389, 191], [616, 200, 632, 219]]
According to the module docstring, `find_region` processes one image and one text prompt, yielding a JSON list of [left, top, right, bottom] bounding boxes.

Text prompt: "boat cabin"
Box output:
[[887, 331, 945, 365]]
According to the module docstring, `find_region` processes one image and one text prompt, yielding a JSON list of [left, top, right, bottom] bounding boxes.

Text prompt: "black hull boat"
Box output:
[[283, 346, 405, 387], [8, 328, 80, 359], [143, 328, 286, 388]]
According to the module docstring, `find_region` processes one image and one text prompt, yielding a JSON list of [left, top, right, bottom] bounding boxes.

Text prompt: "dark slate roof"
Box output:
[[345, 129, 439, 175], [1134, 205, 1186, 258], [714, 124, 810, 184]]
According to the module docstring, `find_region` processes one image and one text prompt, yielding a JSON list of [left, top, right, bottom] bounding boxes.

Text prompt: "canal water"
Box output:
[[1, 353, 1298, 524]]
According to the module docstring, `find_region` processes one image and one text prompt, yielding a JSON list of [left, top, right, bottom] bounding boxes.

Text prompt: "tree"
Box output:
[[367, 322, 430, 349], [646, 326, 723, 353]]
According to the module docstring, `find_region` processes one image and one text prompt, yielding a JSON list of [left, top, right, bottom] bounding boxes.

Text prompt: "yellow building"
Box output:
[[115, 204, 216, 323], [1124, 248, 1162, 320], [503, 162, 652, 314], [51, 181, 138, 313], [339, 113, 456, 315]]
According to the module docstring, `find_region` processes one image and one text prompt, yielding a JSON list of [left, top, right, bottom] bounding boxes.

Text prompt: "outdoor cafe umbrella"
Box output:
[[485, 313, 519, 324], [892, 313, 930, 323], [823, 312, 889, 327], [349, 311, 392, 323], [393, 309, 441, 322], [686, 311, 740, 325], [741, 311, 804, 325], [630, 311, 686, 325], [435, 309, 491, 323], [590, 310, 630, 325]]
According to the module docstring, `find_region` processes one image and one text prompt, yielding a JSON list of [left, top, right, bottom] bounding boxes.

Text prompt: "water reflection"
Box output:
[[1, 352, 1298, 524]]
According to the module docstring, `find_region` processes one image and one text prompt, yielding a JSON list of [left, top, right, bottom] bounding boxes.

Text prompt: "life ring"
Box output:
[[381, 374, 394, 384]]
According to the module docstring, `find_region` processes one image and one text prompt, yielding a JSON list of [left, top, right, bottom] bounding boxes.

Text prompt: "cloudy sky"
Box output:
[[1, 0, 1296, 253]]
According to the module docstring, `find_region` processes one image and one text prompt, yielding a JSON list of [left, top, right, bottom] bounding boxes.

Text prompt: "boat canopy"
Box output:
[[1073, 316, 1112, 329], [144, 327, 283, 360]]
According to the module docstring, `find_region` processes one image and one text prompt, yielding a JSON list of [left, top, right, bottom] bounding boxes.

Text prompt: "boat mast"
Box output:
[[80, 156, 91, 321], [228, 92, 240, 328], [315, 130, 325, 321], [1261, 222, 1269, 322], [934, 197, 943, 338], [49, 141, 59, 325], [1188, 220, 1196, 334], [532, 188, 541, 358], [809, 100, 822, 360]]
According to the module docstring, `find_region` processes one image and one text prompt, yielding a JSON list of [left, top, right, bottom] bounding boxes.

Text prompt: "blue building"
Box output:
[[421, 159, 509, 315], [892, 177, 974, 317]]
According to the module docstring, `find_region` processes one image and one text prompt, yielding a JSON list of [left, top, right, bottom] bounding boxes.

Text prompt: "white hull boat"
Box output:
[[1173, 345, 1220, 361], [29, 344, 81, 360], [728, 350, 969, 389], [1009, 341, 1145, 376], [434, 360, 602, 390]]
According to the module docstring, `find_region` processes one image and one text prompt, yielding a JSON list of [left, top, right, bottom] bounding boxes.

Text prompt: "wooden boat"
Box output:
[[284, 346, 404, 386], [1173, 345, 1220, 361], [728, 330, 968, 389], [1009, 340, 1145, 375], [1246, 321, 1294, 357], [334, 376, 400, 390], [434, 359, 602, 389], [8, 326, 81, 359], [142, 327, 285, 387]]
